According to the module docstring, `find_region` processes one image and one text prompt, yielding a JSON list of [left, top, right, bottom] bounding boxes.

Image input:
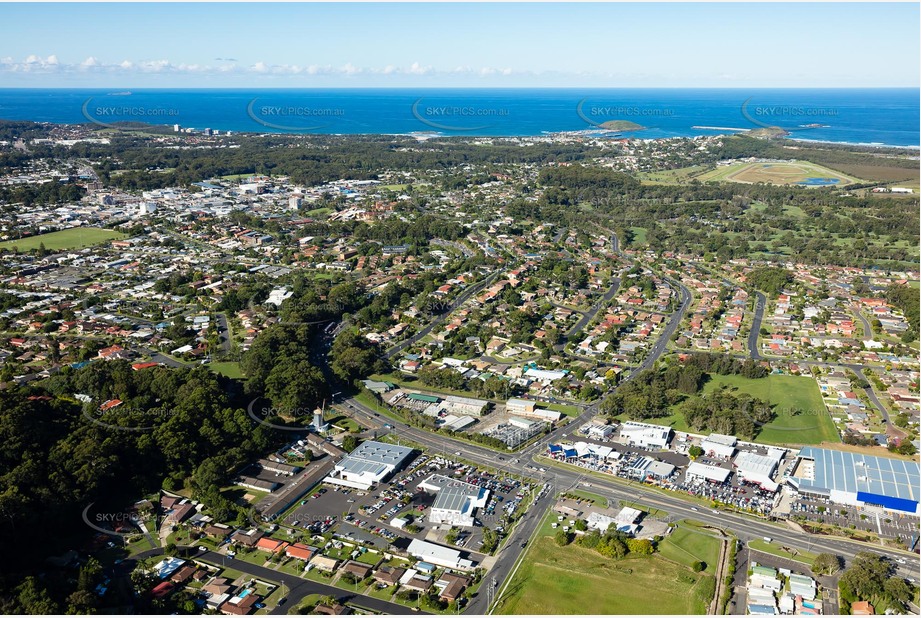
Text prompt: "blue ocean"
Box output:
[[0, 88, 917, 147]]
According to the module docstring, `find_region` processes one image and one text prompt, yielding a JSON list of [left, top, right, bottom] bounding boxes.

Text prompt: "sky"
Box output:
[[0, 3, 918, 88]]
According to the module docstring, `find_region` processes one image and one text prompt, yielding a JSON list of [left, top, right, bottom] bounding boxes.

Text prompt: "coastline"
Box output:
[[785, 136, 921, 150], [2, 113, 918, 150]]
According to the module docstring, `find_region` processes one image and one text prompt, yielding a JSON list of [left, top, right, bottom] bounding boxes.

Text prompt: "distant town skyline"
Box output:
[[0, 3, 918, 88]]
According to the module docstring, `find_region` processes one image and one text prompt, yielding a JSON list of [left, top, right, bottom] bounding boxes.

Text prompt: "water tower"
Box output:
[[313, 408, 328, 433]]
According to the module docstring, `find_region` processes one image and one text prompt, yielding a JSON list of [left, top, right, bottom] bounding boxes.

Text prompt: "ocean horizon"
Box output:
[[1, 87, 918, 147]]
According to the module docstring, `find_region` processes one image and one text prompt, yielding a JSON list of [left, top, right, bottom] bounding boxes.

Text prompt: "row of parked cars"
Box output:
[[342, 514, 398, 541]]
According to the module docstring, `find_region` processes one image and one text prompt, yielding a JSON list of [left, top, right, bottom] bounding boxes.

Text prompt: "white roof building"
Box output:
[[418, 474, 490, 527], [442, 395, 489, 416], [524, 367, 568, 384], [686, 462, 732, 484], [407, 539, 475, 570], [506, 398, 535, 414], [586, 507, 642, 535], [582, 421, 615, 441], [734, 451, 780, 491], [266, 287, 293, 306], [573, 441, 616, 460], [325, 440, 414, 490], [701, 433, 738, 459], [441, 414, 477, 431], [620, 421, 672, 450], [586, 512, 618, 532], [616, 507, 642, 524]]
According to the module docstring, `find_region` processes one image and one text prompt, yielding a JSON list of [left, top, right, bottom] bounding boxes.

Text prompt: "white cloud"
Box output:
[[139, 59, 171, 72], [0, 55, 543, 82], [407, 62, 431, 75]]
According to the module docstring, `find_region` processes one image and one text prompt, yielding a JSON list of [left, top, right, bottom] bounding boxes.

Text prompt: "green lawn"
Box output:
[[635, 165, 711, 185], [562, 489, 609, 507], [538, 402, 581, 417], [0, 227, 127, 252], [497, 510, 716, 615], [748, 539, 817, 565], [637, 410, 693, 434], [289, 594, 323, 615], [327, 414, 361, 433], [658, 525, 722, 575], [365, 583, 398, 603], [701, 374, 839, 445], [646, 374, 838, 445], [208, 361, 243, 379], [630, 226, 648, 245]]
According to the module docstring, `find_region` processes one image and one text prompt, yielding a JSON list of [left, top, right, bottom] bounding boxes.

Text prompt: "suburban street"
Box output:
[[341, 391, 920, 615], [215, 312, 233, 355], [385, 269, 503, 360], [748, 291, 766, 360], [133, 546, 416, 615], [564, 275, 622, 342], [327, 231, 919, 615]]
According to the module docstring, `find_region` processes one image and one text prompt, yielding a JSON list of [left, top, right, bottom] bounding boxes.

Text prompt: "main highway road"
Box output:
[[332, 235, 917, 613], [344, 393, 920, 614]]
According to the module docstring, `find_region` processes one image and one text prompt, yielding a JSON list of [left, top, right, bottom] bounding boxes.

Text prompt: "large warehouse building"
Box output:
[[701, 433, 738, 459], [686, 461, 731, 484], [733, 450, 784, 492], [788, 447, 920, 515], [324, 440, 415, 490], [418, 474, 490, 527], [407, 539, 475, 570], [620, 421, 672, 450]]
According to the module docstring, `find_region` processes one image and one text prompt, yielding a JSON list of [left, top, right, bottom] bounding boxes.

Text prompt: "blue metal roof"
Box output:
[[794, 447, 920, 511]]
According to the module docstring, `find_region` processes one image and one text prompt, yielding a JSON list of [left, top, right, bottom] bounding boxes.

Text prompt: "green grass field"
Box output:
[[748, 539, 817, 565], [327, 414, 361, 433], [563, 489, 609, 507], [645, 373, 838, 445], [538, 402, 581, 417], [695, 160, 860, 186], [701, 373, 839, 445], [303, 207, 333, 218], [630, 226, 648, 246], [208, 361, 243, 379], [497, 511, 716, 615], [635, 165, 711, 185], [0, 227, 127, 252], [658, 525, 721, 575]]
